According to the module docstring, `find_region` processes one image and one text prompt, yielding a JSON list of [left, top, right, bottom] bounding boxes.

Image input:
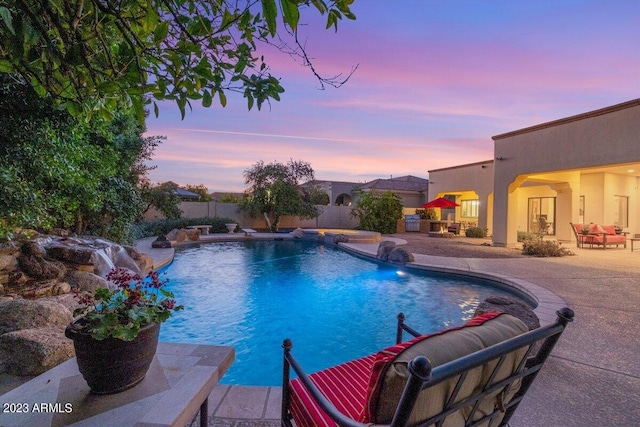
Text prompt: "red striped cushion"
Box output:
[[359, 311, 503, 422], [289, 353, 376, 427]]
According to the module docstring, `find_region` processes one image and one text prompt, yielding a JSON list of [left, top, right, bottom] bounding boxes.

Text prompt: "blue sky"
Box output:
[[145, 0, 640, 192]]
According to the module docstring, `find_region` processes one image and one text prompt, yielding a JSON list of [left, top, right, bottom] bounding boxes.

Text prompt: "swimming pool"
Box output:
[[159, 239, 527, 386]]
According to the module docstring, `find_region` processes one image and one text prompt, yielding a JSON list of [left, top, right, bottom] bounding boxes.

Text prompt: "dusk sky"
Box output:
[[145, 0, 640, 193]]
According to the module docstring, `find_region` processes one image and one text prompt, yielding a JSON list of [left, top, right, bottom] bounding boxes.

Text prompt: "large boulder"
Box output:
[[474, 296, 540, 331], [387, 247, 415, 264], [20, 241, 46, 257], [376, 241, 397, 261], [41, 294, 78, 313], [0, 327, 75, 375], [332, 234, 349, 244], [185, 228, 200, 241], [166, 228, 187, 242], [45, 244, 94, 265], [64, 270, 110, 293], [17, 255, 66, 280], [151, 235, 172, 249], [136, 253, 154, 272], [0, 299, 73, 335]]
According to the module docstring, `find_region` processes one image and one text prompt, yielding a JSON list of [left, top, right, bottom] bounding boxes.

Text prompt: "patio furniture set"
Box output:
[[569, 222, 631, 250]]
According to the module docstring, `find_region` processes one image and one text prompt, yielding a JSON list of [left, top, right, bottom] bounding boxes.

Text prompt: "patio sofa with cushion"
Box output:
[[281, 308, 574, 427], [570, 222, 627, 249]]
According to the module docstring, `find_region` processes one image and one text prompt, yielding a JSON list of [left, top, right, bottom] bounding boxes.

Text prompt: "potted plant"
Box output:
[[65, 268, 183, 394], [580, 225, 591, 235]]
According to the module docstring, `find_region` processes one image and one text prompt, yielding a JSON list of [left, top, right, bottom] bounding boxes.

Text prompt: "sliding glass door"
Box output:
[[528, 197, 556, 235]]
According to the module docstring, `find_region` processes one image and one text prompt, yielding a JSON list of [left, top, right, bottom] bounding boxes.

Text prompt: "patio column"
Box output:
[[552, 181, 579, 243]]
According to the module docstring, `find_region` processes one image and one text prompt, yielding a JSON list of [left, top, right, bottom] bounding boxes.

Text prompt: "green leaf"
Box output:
[[0, 7, 14, 35], [0, 59, 14, 72], [281, 0, 300, 32], [202, 90, 212, 107], [218, 90, 227, 107], [246, 92, 254, 110], [144, 9, 159, 33], [153, 21, 170, 43], [261, 0, 278, 36], [177, 97, 187, 120], [220, 8, 235, 31]]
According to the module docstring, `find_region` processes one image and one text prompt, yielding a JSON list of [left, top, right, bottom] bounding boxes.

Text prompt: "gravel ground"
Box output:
[[388, 233, 527, 258]]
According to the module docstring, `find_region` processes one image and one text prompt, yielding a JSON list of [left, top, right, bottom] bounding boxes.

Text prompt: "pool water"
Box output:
[[159, 240, 525, 386]]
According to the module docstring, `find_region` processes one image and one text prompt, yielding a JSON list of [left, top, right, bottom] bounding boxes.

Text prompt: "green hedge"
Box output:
[[517, 231, 538, 242], [464, 227, 488, 238], [131, 217, 239, 239]]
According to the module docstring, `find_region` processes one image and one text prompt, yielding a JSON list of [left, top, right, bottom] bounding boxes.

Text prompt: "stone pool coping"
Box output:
[[338, 238, 566, 326], [136, 233, 566, 326]]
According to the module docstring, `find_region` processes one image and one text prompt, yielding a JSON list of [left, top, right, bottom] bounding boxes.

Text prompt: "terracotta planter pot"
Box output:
[[65, 321, 160, 394]]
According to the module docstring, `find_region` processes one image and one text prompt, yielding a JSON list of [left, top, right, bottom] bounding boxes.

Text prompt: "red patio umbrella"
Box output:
[[421, 197, 460, 209]]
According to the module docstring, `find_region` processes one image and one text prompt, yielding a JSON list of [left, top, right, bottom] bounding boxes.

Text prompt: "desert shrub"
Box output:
[[522, 240, 574, 257], [351, 190, 403, 234], [415, 208, 438, 220], [131, 217, 238, 239], [465, 227, 488, 238], [517, 231, 538, 242]]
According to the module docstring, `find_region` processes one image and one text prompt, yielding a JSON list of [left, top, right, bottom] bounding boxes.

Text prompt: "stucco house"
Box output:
[[429, 99, 640, 247], [360, 175, 429, 208], [306, 175, 429, 208]]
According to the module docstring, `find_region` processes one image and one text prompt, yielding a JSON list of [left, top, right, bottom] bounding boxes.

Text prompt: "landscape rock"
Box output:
[[376, 241, 397, 261], [135, 252, 154, 272], [166, 228, 188, 242], [0, 255, 18, 271], [40, 294, 78, 313], [0, 327, 75, 375], [165, 229, 177, 241], [474, 296, 540, 331], [332, 234, 349, 244], [45, 244, 94, 265], [53, 282, 72, 295], [0, 298, 73, 335], [17, 255, 66, 280], [149, 237, 167, 250], [185, 228, 200, 241], [387, 247, 415, 264], [19, 281, 58, 299], [20, 241, 46, 257], [64, 270, 110, 293]]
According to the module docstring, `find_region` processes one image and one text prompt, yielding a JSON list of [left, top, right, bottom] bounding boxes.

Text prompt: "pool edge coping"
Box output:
[[337, 241, 567, 326], [138, 234, 567, 327]]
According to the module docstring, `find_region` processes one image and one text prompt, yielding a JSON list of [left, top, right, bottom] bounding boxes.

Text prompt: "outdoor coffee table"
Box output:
[[630, 237, 640, 252], [0, 343, 234, 427]]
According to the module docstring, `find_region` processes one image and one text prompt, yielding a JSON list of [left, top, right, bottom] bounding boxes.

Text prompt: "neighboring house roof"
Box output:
[[174, 188, 200, 200], [302, 179, 361, 187], [361, 175, 429, 192]]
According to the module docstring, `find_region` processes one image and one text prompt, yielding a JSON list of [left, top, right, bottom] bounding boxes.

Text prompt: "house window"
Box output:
[[461, 200, 479, 218], [614, 195, 629, 228]]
